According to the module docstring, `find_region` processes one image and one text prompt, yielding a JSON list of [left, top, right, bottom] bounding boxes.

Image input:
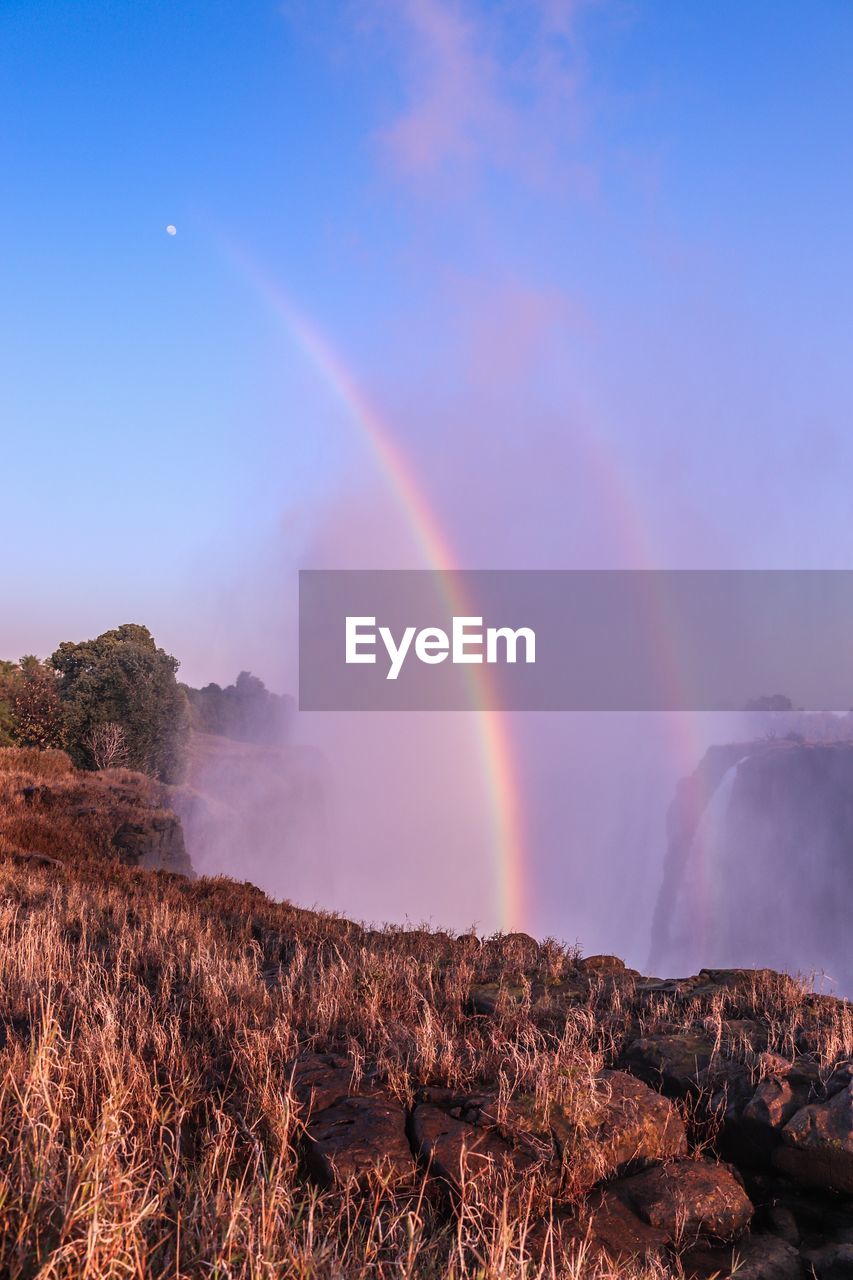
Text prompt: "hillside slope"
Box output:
[[0, 747, 192, 875]]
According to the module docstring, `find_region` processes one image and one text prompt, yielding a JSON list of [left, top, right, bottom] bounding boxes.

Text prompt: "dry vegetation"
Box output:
[[0, 750, 848, 1278], [0, 854, 670, 1280]]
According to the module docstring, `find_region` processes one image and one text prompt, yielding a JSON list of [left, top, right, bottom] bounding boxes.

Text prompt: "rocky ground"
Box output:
[[0, 747, 851, 1277], [290, 955, 853, 1279]]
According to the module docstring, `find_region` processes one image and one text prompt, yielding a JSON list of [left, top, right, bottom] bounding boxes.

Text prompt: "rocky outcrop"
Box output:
[[281, 959, 853, 1275], [112, 814, 191, 874]]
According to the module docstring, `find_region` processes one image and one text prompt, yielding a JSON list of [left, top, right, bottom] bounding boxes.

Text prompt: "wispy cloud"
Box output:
[[370, 0, 594, 189]]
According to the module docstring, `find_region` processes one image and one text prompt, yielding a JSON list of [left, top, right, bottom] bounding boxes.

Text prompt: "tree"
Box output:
[[84, 721, 129, 770], [9, 656, 66, 749], [51, 624, 189, 781]]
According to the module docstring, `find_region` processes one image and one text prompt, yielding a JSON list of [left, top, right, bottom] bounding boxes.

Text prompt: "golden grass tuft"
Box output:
[[0, 747, 73, 779]]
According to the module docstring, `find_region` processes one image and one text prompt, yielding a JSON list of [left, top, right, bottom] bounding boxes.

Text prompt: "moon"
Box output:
[[166, 224, 177, 236]]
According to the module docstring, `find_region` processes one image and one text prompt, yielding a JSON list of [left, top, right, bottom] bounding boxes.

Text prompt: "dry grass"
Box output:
[[0, 748, 74, 781], [0, 857, 685, 1280]]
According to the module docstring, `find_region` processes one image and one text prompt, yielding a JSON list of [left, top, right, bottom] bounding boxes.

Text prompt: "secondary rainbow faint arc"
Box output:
[[222, 244, 527, 931]]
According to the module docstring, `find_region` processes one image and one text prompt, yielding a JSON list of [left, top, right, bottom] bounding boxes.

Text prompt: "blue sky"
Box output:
[[4, 1, 853, 683], [4, 0, 853, 938]]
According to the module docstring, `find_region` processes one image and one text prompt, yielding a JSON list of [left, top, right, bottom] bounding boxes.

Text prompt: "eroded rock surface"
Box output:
[[410, 1102, 541, 1198], [613, 1158, 753, 1242], [304, 1094, 414, 1188], [774, 1082, 853, 1195]]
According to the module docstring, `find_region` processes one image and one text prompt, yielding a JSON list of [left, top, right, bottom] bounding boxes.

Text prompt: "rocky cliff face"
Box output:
[[651, 740, 853, 991]]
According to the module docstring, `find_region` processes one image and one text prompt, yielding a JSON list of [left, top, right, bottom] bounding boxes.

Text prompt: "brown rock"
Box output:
[[726, 1058, 824, 1165], [303, 1094, 413, 1188], [578, 955, 626, 972], [774, 1082, 853, 1194], [501, 932, 541, 962], [410, 1102, 540, 1196], [614, 1158, 753, 1242], [681, 1233, 804, 1280], [464, 1069, 686, 1194], [745, 1078, 804, 1133], [800, 1242, 853, 1280], [552, 1070, 687, 1191], [290, 1053, 356, 1115], [562, 1187, 669, 1261], [623, 1032, 718, 1094]]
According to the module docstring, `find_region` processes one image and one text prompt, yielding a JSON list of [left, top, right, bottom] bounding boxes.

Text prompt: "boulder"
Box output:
[[614, 1158, 753, 1242], [500, 932, 541, 963], [800, 1242, 853, 1280], [623, 1032, 753, 1110], [578, 955, 627, 972], [303, 1094, 413, 1188], [745, 1078, 808, 1134], [410, 1102, 541, 1199], [622, 1032, 718, 1094], [562, 1187, 669, 1262], [290, 1053, 357, 1115], [681, 1233, 804, 1279], [774, 1082, 853, 1194], [552, 1070, 687, 1191], [735, 1060, 820, 1149], [448, 1069, 686, 1194]]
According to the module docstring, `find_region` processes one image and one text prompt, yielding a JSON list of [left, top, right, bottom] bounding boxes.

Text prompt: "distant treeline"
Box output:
[[181, 672, 292, 746], [0, 624, 291, 781]]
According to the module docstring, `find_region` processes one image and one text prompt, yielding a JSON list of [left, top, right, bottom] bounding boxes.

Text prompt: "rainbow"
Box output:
[[219, 242, 527, 931], [216, 239, 720, 949]]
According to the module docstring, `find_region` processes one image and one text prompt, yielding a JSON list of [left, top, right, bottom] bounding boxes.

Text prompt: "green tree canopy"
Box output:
[[51, 624, 189, 781]]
